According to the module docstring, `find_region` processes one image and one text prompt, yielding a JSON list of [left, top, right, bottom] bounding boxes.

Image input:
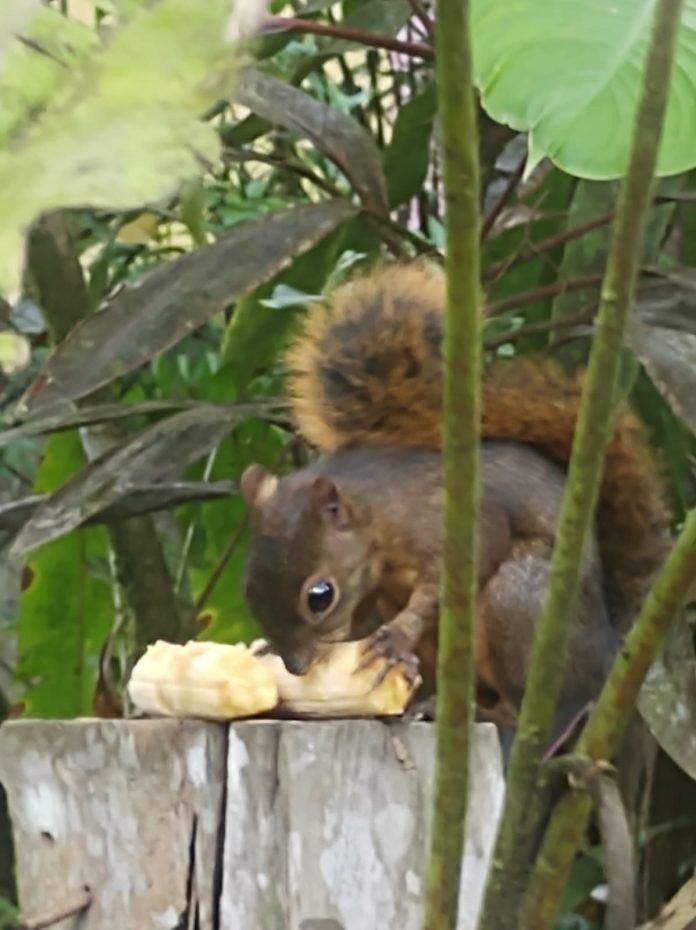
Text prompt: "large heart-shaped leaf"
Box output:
[[472, 0, 696, 180], [17, 200, 354, 415]]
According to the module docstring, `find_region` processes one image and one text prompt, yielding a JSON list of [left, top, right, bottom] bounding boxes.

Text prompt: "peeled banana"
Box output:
[[254, 640, 418, 717], [127, 640, 278, 720], [128, 638, 419, 721]]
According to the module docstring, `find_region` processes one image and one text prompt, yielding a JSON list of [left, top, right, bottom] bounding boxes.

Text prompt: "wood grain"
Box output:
[[0, 719, 504, 930]]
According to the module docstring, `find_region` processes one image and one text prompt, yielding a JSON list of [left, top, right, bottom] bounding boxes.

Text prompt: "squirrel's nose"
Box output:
[[283, 647, 315, 676]]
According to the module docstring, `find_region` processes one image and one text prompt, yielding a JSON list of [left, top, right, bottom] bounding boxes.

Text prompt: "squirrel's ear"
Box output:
[[240, 464, 278, 509], [311, 476, 351, 529]]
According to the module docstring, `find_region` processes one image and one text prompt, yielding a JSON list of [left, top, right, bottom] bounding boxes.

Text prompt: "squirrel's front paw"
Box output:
[[358, 624, 420, 688]]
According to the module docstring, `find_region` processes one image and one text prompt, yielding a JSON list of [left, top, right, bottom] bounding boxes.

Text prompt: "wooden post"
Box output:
[[0, 718, 504, 930]]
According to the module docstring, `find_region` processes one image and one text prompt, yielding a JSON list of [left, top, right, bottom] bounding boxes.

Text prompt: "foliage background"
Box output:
[[1, 0, 696, 926]]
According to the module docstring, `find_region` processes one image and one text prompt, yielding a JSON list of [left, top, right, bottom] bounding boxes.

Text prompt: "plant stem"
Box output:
[[407, 0, 435, 39], [483, 304, 596, 351], [486, 273, 603, 317], [482, 194, 684, 284], [521, 506, 696, 929], [480, 157, 525, 242], [478, 0, 684, 927], [262, 16, 434, 60], [422, 0, 481, 926]]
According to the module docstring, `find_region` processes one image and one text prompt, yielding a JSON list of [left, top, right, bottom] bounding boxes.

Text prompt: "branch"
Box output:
[[422, 0, 480, 926], [262, 16, 434, 60], [545, 756, 636, 930], [407, 0, 434, 40], [483, 193, 687, 284], [483, 304, 596, 351], [486, 273, 603, 317], [479, 0, 684, 926], [223, 144, 343, 199], [521, 506, 696, 928], [223, 145, 437, 257], [480, 157, 526, 243], [191, 511, 249, 620], [190, 437, 299, 622], [484, 212, 618, 284]]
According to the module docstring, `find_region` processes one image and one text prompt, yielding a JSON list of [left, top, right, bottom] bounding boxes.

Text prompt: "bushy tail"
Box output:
[[285, 262, 671, 628]]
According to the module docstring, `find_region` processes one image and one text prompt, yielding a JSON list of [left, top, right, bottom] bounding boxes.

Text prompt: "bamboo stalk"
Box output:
[[422, 0, 481, 925]]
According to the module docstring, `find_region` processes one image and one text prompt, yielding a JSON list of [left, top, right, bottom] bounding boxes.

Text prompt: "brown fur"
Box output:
[[240, 262, 671, 739], [242, 441, 615, 737], [285, 261, 671, 631]]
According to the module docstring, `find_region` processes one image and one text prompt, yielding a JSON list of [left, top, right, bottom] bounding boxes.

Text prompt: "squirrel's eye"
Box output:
[[306, 579, 335, 615]]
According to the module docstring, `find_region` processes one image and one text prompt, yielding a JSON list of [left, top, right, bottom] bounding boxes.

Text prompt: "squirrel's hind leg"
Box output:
[[476, 539, 610, 750]]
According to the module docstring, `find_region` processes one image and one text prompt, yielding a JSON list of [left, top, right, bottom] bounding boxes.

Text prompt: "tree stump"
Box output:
[[0, 718, 504, 930]]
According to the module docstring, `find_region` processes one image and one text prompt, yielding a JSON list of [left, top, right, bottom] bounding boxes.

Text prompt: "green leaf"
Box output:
[[638, 618, 696, 780], [0, 0, 42, 60], [18, 200, 354, 415], [556, 850, 604, 917], [0, 0, 268, 297], [472, 0, 696, 180], [259, 284, 324, 308], [632, 369, 695, 520], [383, 82, 437, 207], [220, 216, 378, 394], [16, 432, 112, 718], [0, 5, 98, 144], [179, 179, 209, 247], [628, 313, 696, 436], [234, 69, 388, 214], [190, 421, 284, 644], [0, 897, 18, 930], [482, 166, 576, 313], [10, 404, 256, 557], [0, 481, 237, 534], [552, 177, 683, 333]]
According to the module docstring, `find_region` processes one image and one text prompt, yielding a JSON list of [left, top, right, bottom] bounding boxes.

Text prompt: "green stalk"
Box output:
[[520, 505, 696, 929], [422, 0, 481, 926], [478, 1, 685, 927]]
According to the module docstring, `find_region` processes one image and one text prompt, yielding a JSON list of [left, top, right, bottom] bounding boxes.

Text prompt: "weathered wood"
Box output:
[[0, 719, 226, 930], [0, 719, 504, 930]]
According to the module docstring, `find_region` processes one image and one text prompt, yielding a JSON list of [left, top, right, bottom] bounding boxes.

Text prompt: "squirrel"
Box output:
[[239, 261, 671, 741]]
